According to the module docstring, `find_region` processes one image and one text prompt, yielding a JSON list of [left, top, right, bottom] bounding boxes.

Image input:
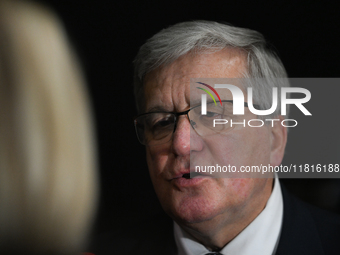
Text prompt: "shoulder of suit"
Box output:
[[279, 184, 340, 254], [88, 211, 174, 255]]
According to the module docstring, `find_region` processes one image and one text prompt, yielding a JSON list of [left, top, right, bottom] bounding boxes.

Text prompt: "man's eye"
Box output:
[[149, 118, 174, 138], [152, 119, 172, 128], [205, 111, 222, 118], [149, 117, 174, 132]]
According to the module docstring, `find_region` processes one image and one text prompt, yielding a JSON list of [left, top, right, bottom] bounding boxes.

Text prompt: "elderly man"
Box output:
[[93, 21, 340, 255]]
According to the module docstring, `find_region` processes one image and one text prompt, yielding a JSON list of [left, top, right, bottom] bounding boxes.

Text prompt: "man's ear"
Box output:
[[270, 116, 288, 166]]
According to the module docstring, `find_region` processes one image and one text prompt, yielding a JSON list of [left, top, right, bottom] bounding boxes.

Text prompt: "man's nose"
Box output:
[[172, 116, 202, 156]]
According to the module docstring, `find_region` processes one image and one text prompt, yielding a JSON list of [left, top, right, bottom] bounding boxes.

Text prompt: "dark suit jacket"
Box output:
[[91, 186, 340, 255], [276, 186, 340, 255]]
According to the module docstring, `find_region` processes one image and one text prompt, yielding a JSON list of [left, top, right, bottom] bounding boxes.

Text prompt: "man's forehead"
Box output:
[[143, 72, 189, 112], [143, 49, 247, 111], [145, 48, 247, 79]]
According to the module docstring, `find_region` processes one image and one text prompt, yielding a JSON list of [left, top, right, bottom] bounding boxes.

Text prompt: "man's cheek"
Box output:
[[146, 150, 167, 175], [229, 179, 253, 199]]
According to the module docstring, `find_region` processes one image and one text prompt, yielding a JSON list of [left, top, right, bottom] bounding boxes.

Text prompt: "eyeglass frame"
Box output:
[[133, 100, 260, 145]]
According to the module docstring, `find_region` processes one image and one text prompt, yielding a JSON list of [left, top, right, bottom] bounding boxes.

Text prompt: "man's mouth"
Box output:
[[181, 172, 205, 179], [182, 173, 190, 179], [171, 171, 209, 188]]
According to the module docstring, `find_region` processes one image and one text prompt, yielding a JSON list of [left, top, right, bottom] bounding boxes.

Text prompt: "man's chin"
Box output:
[[168, 196, 223, 225]]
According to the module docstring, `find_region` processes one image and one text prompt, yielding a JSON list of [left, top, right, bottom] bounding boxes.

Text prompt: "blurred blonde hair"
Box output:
[[0, 0, 98, 254]]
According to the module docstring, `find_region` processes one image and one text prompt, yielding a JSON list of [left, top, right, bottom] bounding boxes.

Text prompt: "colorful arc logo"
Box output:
[[196, 82, 222, 106]]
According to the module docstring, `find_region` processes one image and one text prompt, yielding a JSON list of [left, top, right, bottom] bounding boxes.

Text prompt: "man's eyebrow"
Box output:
[[146, 106, 169, 113], [146, 99, 219, 113], [191, 98, 216, 106]]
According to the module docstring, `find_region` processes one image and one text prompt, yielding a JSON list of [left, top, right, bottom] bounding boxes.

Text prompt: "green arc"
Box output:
[[197, 87, 217, 105]]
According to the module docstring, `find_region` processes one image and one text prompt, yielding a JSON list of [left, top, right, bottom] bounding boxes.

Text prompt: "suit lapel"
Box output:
[[276, 186, 324, 255]]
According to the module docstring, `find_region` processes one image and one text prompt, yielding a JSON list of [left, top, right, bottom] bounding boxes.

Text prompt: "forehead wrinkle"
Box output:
[[144, 62, 188, 112], [144, 68, 172, 112], [144, 48, 248, 113], [158, 59, 190, 112], [196, 50, 247, 77], [171, 76, 190, 112]]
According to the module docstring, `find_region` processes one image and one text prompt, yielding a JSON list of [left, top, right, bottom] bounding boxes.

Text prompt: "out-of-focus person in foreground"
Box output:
[[0, 1, 98, 254]]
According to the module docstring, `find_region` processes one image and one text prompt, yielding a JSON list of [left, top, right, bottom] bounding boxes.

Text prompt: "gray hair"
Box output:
[[133, 20, 289, 117]]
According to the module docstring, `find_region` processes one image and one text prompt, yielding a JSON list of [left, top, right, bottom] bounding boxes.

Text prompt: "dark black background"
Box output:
[[39, 0, 340, 234]]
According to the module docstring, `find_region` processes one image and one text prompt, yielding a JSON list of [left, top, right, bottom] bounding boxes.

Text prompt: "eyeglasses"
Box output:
[[134, 100, 256, 146]]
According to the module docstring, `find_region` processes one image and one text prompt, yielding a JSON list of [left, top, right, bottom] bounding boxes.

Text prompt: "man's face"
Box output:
[[143, 49, 285, 232]]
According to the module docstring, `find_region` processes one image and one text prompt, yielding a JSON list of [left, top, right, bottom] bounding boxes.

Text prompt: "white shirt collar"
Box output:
[[174, 176, 283, 255]]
